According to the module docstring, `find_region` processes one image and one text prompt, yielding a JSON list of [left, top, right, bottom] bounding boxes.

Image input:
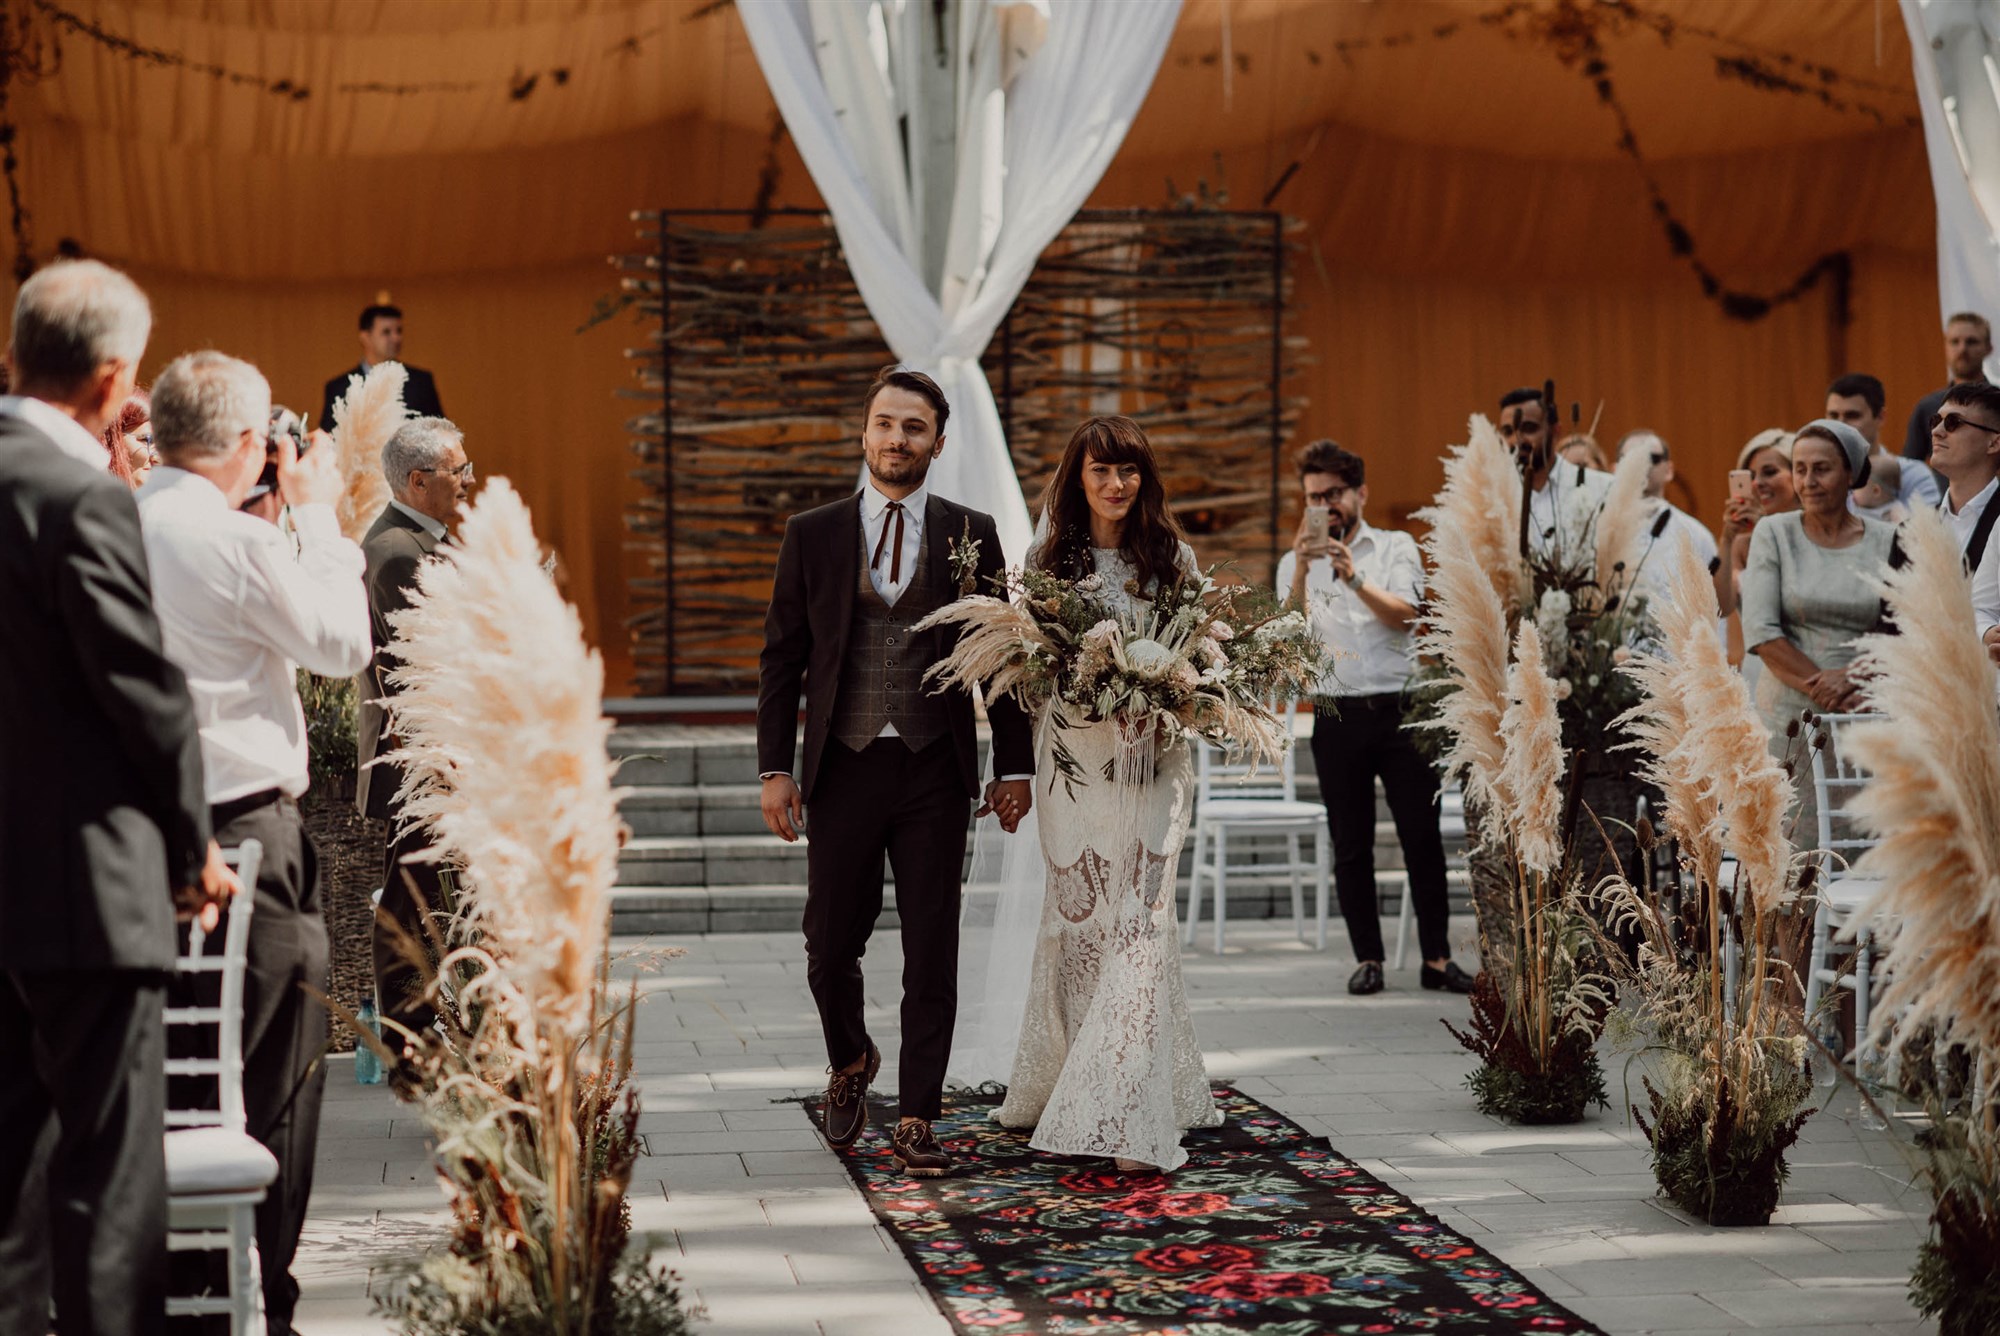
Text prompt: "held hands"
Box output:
[[1721, 496, 1762, 537], [1291, 511, 1330, 562], [277, 429, 344, 511], [1804, 667, 1865, 713], [760, 774, 805, 843], [976, 778, 1032, 833], [174, 840, 242, 932]]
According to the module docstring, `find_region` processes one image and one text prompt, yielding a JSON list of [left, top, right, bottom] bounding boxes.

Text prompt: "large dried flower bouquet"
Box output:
[[1596, 541, 1821, 1226], [919, 563, 1323, 787]]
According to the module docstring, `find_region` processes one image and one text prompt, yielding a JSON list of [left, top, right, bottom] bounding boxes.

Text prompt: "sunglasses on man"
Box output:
[[1931, 410, 2000, 437]]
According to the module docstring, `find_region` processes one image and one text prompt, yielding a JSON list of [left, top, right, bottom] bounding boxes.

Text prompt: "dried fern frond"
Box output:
[[384, 478, 620, 1037], [330, 360, 412, 542], [1847, 508, 2000, 1064], [1416, 414, 1528, 612], [1416, 523, 1513, 839], [1497, 621, 1567, 873], [1593, 442, 1652, 600]]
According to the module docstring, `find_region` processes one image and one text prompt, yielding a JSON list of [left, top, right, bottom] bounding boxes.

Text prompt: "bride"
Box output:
[[992, 415, 1220, 1172]]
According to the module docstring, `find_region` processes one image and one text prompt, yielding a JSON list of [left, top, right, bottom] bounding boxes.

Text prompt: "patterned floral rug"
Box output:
[[806, 1085, 1601, 1335]]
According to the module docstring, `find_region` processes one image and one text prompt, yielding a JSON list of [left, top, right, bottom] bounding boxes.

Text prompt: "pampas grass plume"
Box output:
[[331, 361, 412, 542], [1846, 508, 2000, 1061], [1497, 621, 1566, 873], [383, 478, 621, 1037], [1417, 523, 1512, 839], [1417, 415, 1528, 612], [1593, 441, 1652, 599]]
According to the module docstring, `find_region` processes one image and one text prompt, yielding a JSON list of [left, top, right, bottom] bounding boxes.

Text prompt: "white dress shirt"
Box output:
[[1526, 462, 1615, 560], [136, 467, 371, 803], [0, 394, 113, 468], [860, 477, 927, 606], [1939, 476, 1998, 551], [1276, 521, 1424, 698], [389, 497, 449, 542], [1631, 500, 1719, 605]]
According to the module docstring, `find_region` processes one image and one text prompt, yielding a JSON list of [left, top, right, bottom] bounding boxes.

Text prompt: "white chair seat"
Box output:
[[1820, 874, 1883, 913], [166, 1127, 277, 1197], [1196, 798, 1323, 823]]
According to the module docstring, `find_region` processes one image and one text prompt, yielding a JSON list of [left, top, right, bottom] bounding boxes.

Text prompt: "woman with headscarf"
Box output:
[[1739, 419, 1898, 834]]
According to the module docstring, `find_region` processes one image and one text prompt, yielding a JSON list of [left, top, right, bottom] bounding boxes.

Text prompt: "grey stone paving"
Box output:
[[293, 922, 1936, 1335]]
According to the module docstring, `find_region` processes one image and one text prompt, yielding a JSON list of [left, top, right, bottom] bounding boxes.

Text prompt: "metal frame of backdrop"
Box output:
[[614, 207, 1305, 697]]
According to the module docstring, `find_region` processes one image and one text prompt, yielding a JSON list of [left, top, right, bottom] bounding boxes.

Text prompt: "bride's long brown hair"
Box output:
[[1030, 415, 1186, 596]]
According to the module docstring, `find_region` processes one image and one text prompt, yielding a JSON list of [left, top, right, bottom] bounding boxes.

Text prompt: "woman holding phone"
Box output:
[[1715, 428, 1798, 617]]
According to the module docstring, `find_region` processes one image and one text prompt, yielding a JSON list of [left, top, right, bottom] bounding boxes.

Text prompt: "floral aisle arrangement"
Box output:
[[334, 479, 690, 1336], [1841, 510, 2000, 1330], [917, 563, 1324, 783], [1598, 541, 1819, 1226]]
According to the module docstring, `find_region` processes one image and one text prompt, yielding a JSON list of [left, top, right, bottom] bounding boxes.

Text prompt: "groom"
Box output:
[[758, 366, 1034, 1177]]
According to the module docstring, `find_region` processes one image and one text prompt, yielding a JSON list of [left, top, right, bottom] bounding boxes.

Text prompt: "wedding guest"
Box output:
[[1557, 433, 1607, 472], [359, 417, 473, 1034], [100, 388, 155, 487], [1923, 384, 2000, 667], [1850, 455, 1909, 524], [0, 259, 234, 1336], [1716, 428, 1797, 617], [137, 350, 370, 1336], [1278, 441, 1471, 997], [1740, 420, 1897, 836], [318, 302, 445, 432], [1615, 430, 1718, 595], [1902, 312, 1993, 461], [1499, 386, 1611, 558], [1824, 373, 1938, 509]]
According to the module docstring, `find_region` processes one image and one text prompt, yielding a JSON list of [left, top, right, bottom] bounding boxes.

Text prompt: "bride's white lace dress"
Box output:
[[995, 546, 1220, 1169]]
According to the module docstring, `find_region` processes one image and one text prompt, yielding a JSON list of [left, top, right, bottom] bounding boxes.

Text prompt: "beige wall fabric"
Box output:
[[8, 0, 1944, 693]]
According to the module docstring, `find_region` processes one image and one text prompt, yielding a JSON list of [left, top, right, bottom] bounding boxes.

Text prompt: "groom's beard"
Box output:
[[867, 452, 932, 489]]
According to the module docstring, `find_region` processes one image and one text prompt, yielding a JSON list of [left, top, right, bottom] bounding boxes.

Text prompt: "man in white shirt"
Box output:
[[1923, 384, 2000, 665], [1278, 441, 1471, 997], [1614, 430, 1719, 602], [136, 350, 370, 1336], [1500, 386, 1613, 561], [1825, 373, 1940, 510]]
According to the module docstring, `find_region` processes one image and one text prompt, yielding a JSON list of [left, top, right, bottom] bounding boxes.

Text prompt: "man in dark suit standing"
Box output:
[[757, 366, 1033, 1179], [318, 303, 445, 432], [357, 416, 473, 1034], [0, 259, 237, 1336]]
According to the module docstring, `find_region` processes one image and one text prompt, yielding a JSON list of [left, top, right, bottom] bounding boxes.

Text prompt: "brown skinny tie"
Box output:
[[871, 500, 905, 585]]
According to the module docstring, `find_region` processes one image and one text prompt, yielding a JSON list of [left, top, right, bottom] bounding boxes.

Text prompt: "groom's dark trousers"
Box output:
[[758, 490, 1031, 1122]]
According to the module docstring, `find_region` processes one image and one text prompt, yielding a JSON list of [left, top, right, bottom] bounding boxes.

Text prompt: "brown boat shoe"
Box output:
[[892, 1118, 953, 1177], [822, 1043, 879, 1149]]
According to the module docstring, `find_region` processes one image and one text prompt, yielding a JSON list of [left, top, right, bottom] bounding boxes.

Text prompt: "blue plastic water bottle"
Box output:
[[355, 995, 385, 1085]]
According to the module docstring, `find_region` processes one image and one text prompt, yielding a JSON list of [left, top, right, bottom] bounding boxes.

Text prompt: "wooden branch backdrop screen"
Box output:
[[616, 208, 1305, 696]]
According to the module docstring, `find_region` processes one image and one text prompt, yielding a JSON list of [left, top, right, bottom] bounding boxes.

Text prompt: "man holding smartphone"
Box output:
[[1278, 440, 1472, 997]]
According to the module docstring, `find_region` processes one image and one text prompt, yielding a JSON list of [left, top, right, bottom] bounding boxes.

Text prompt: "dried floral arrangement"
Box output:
[[1596, 540, 1821, 1226], [1842, 509, 2000, 1329], [329, 479, 692, 1336], [327, 359, 413, 544], [919, 564, 1323, 789]]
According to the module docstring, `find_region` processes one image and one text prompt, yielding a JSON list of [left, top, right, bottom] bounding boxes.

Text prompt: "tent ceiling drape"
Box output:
[[4, 0, 1941, 692]]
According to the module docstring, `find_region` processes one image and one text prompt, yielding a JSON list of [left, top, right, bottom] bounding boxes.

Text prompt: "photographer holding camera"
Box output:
[[134, 350, 371, 1335]]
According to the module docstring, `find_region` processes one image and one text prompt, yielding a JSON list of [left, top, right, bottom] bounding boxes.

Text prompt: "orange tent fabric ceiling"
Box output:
[[7, 0, 1941, 693]]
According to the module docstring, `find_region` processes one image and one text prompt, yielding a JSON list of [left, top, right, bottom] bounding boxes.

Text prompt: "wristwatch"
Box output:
[[1345, 569, 1366, 592]]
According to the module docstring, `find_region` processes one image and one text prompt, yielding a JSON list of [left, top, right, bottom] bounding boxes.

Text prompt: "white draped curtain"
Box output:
[[740, 0, 1183, 560], [1904, 0, 2000, 379]]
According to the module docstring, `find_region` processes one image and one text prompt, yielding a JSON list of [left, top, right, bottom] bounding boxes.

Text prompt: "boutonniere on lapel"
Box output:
[[948, 517, 982, 596]]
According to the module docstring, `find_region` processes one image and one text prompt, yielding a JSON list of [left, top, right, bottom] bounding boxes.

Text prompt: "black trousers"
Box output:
[[803, 738, 970, 1121], [207, 794, 328, 1336], [372, 801, 449, 1033], [0, 968, 168, 1336], [1311, 695, 1453, 965]]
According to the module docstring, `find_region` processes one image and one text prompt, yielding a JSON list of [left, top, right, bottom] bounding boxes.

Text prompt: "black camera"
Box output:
[[242, 406, 311, 511]]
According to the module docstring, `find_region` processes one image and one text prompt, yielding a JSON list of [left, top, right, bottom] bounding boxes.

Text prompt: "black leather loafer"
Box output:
[[1347, 961, 1385, 995], [822, 1043, 879, 1149], [892, 1118, 954, 1177], [1422, 960, 1477, 994]]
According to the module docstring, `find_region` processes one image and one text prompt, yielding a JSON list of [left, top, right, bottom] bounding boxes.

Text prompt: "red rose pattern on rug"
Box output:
[[806, 1085, 1602, 1335]]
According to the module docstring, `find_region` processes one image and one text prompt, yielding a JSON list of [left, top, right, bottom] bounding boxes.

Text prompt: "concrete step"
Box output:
[[618, 784, 768, 837], [617, 833, 807, 887]]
